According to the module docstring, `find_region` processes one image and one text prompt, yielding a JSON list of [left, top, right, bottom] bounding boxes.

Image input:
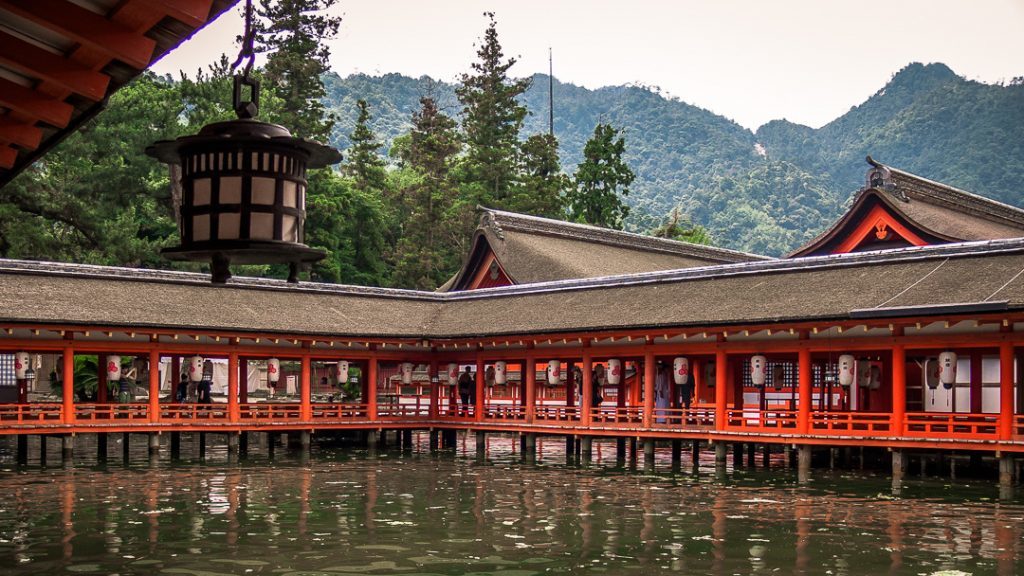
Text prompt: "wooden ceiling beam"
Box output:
[[0, 77, 73, 128], [0, 0, 157, 69], [0, 32, 110, 102], [133, 0, 216, 29], [0, 117, 43, 150], [0, 146, 15, 170]]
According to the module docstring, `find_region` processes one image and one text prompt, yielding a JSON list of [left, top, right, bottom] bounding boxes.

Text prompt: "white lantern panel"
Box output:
[[193, 178, 211, 205], [282, 215, 298, 243], [219, 213, 241, 240], [193, 214, 210, 242], [220, 177, 242, 204], [252, 177, 276, 205], [250, 212, 274, 240], [750, 355, 767, 386], [447, 363, 459, 385], [336, 360, 349, 383], [401, 362, 414, 384], [546, 360, 561, 385], [283, 181, 298, 208], [938, 351, 958, 385], [494, 361, 507, 385]]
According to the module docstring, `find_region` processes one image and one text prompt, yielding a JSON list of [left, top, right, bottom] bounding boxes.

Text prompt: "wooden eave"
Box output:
[[0, 0, 241, 187]]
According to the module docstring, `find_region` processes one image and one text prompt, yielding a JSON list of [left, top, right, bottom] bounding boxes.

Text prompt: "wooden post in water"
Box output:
[[797, 445, 811, 483], [97, 433, 107, 462]]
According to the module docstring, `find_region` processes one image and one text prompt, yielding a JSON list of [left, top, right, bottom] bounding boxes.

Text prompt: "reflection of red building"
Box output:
[[1, 3, 1024, 465]]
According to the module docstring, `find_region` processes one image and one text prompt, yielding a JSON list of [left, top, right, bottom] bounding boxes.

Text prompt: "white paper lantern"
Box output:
[[188, 356, 204, 382], [267, 358, 281, 383], [106, 355, 122, 382], [336, 360, 349, 383], [837, 355, 855, 387], [546, 360, 561, 385], [925, 357, 940, 389], [13, 352, 29, 379], [750, 355, 767, 387], [494, 361, 507, 385], [447, 363, 459, 385], [401, 362, 414, 385], [938, 351, 957, 389], [672, 357, 689, 385], [606, 359, 622, 385]]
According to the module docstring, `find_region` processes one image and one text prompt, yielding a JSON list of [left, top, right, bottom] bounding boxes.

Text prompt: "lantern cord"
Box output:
[[231, 0, 257, 78]]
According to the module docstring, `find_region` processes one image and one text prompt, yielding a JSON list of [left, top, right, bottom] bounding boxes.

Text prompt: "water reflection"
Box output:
[[0, 433, 1020, 574]]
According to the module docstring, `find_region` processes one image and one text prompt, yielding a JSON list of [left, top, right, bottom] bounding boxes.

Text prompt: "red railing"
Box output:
[[74, 403, 150, 421], [725, 409, 798, 432], [378, 403, 430, 418], [160, 403, 230, 421], [811, 412, 892, 435], [534, 405, 579, 422], [483, 404, 526, 421], [590, 406, 643, 425], [904, 412, 999, 439], [0, 403, 62, 424], [311, 402, 368, 420], [650, 407, 716, 429]]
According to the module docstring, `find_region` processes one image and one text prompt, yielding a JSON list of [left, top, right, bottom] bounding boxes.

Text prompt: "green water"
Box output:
[[0, 434, 1020, 575]]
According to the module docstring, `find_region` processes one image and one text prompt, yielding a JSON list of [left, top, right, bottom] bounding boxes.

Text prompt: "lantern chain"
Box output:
[[231, 0, 260, 119]]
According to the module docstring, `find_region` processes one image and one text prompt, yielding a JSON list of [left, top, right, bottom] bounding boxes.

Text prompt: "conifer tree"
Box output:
[[392, 98, 462, 289], [256, 0, 341, 141], [456, 12, 530, 208], [651, 207, 712, 245], [513, 134, 567, 219], [343, 99, 388, 193], [567, 124, 635, 229]]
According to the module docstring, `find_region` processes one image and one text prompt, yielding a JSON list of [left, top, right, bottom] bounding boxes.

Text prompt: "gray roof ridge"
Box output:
[[444, 236, 1024, 301], [0, 259, 448, 302], [479, 207, 770, 262], [880, 164, 1024, 227]]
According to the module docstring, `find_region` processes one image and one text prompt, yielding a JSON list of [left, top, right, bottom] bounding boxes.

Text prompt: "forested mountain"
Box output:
[[323, 63, 1024, 255]]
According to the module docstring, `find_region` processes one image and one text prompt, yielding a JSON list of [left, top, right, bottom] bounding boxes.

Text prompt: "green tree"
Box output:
[[343, 99, 388, 192], [391, 98, 463, 289], [256, 0, 341, 141], [511, 134, 567, 218], [650, 207, 712, 245], [567, 123, 635, 229], [455, 12, 530, 208]]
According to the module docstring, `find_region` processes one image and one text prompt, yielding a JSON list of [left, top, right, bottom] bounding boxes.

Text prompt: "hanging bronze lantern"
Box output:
[[146, 1, 340, 283]]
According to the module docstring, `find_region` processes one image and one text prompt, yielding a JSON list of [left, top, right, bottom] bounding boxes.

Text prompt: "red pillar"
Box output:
[[475, 355, 485, 421], [999, 341, 1014, 440], [892, 345, 906, 435], [714, 350, 727, 430], [148, 350, 160, 423], [643, 352, 655, 427], [239, 357, 248, 404], [300, 355, 311, 421], [62, 347, 75, 424], [798, 348, 811, 434], [525, 356, 536, 422], [367, 357, 378, 421], [228, 353, 240, 423], [97, 353, 107, 403], [581, 354, 593, 426]]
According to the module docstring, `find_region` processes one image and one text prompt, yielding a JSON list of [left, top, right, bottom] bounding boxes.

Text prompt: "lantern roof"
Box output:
[[145, 119, 341, 168], [0, 0, 242, 188]]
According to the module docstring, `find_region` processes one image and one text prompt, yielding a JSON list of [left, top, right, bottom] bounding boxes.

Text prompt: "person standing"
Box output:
[[458, 366, 473, 416]]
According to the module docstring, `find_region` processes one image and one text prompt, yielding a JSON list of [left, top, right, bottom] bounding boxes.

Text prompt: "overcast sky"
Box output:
[[152, 0, 1024, 131]]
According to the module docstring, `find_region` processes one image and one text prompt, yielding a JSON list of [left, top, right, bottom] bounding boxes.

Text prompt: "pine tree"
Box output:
[[512, 134, 567, 219], [567, 124, 635, 229], [391, 98, 463, 289], [651, 207, 712, 245], [256, 0, 341, 141], [343, 99, 388, 193], [456, 12, 530, 208]]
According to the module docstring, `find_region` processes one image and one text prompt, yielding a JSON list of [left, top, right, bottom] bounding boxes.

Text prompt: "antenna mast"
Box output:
[[548, 47, 554, 137]]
